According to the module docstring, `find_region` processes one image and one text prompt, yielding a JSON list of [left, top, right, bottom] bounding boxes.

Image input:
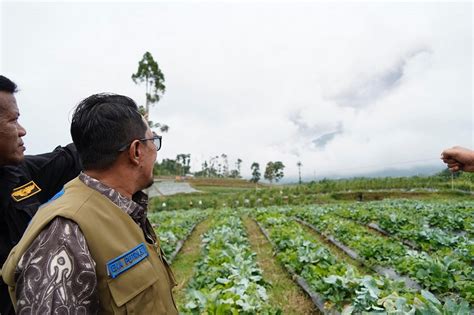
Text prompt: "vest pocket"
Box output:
[[107, 258, 159, 310]]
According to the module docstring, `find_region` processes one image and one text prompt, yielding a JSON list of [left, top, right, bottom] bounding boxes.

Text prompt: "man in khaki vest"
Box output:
[[2, 93, 178, 314]]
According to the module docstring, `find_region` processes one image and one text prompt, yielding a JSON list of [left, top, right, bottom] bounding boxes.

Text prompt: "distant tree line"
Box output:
[[194, 154, 243, 178], [250, 161, 285, 184], [154, 154, 243, 178], [154, 154, 191, 176], [153, 154, 286, 184]]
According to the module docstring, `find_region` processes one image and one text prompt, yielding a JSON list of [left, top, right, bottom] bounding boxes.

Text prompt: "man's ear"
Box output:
[[128, 140, 141, 166]]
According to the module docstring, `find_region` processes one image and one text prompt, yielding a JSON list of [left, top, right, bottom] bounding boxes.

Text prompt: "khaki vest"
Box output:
[[2, 177, 178, 314]]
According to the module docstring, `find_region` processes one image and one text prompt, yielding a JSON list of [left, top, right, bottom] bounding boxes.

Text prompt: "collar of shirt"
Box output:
[[78, 172, 148, 230]]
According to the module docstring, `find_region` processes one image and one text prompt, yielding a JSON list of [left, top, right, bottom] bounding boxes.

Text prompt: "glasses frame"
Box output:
[[118, 133, 162, 152]]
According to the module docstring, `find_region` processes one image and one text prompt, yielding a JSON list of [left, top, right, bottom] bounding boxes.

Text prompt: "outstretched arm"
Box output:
[[441, 146, 474, 172], [22, 143, 82, 202]]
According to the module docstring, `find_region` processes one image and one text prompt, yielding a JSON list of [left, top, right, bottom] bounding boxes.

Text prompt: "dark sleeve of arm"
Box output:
[[21, 144, 82, 203], [15, 217, 99, 314]]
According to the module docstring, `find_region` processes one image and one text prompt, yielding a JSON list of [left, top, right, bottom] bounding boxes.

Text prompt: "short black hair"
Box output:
[[0, 75, 18, 93], [71, 93, 147, 170]]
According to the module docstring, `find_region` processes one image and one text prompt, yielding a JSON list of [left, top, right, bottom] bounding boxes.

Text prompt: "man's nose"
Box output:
[[18, 123, 26, 137]]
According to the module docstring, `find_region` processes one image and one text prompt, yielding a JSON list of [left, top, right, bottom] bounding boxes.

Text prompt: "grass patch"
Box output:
[[171, 217, 213, 307], [189, 177, 264, 189], [330, 190, 472, 201], [195, 185, 253, 194]]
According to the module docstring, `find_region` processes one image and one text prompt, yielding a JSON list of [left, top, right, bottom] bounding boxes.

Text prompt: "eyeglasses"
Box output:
[[140, 134, 162, 151], [118, 133, 162, 152]]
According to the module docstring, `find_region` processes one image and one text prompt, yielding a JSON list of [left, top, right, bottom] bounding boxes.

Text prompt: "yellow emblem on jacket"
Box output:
[[11, 181, 42, 202]]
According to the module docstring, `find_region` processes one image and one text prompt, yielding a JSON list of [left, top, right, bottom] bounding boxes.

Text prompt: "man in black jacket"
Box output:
[[0, 75, 82, 314]]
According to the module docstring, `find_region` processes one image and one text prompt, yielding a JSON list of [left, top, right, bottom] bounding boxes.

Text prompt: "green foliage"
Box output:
[[132, 51, 168, 132], [154, 154, 191, 176], [254, 206, 473, 313], [297, 161, 303, 185], [147, 198, 473, 313], [294, 203, 473, 301], [437, 168, 461, 179], [250, 162, 261, 183], [414, 290, 471, 315], [182, 212, 277, 314], [264, 161, 285, 183], [195, 155, 242, 179], [311, 175, 474, 192], [254, 209, 413, 313], [132, 51, 165, 105], [149, 208, 208, 260], [234, 159, 242, 178], [332, 200, 473, 255]]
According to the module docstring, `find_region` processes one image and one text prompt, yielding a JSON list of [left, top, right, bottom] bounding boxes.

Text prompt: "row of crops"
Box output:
[[149, 209, 209, 262], [182, 213, 276, 314], [292, 210, 472, 299], [150, 199, 473, 314]]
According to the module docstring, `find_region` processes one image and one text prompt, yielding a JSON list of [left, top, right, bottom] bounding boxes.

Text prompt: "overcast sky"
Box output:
[[1, 1, 472, 180]]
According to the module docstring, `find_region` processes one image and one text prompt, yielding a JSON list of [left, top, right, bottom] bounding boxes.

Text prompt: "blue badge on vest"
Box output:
[[49, 187, 65, 202], [37, 188, 65, 214], [106, 243, 149, 279]]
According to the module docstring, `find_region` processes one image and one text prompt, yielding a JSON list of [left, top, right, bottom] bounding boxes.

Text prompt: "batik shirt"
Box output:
[[14, 173, 152, 314]]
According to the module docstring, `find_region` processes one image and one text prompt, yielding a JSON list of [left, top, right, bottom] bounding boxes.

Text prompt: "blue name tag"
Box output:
[[106, 243, 149, 279], [34, 188, 65, 224], [49, 188, 65, 202]]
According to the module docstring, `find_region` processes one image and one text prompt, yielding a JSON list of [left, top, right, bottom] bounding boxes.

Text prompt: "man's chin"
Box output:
[[3, 153, 25, 166], [144, 179, 154, 189]]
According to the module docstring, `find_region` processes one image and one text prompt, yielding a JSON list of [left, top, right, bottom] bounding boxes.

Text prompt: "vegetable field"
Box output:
[[150, 199, 473, 314]]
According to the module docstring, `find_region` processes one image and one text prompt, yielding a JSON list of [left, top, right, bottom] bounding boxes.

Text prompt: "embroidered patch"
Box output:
[[106, 243, 149, 279], [11, 181, 42, 202]]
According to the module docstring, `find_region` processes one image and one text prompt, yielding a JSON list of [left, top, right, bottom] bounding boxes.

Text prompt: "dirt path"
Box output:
[[170, 218, 212, 307], [243, 217, 320, 315]]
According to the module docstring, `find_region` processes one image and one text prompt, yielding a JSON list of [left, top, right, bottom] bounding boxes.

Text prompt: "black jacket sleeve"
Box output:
[[21, 143, 82, 203]]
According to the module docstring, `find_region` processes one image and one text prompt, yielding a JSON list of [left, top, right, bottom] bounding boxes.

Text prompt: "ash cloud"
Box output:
[[330, 48, 433, 108]]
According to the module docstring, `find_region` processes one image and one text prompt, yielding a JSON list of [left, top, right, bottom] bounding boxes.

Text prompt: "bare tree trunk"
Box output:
[[145, 74, 149, 119]]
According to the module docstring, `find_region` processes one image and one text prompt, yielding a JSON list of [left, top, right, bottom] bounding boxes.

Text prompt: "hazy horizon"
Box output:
[[2, 1, 472, 178]]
